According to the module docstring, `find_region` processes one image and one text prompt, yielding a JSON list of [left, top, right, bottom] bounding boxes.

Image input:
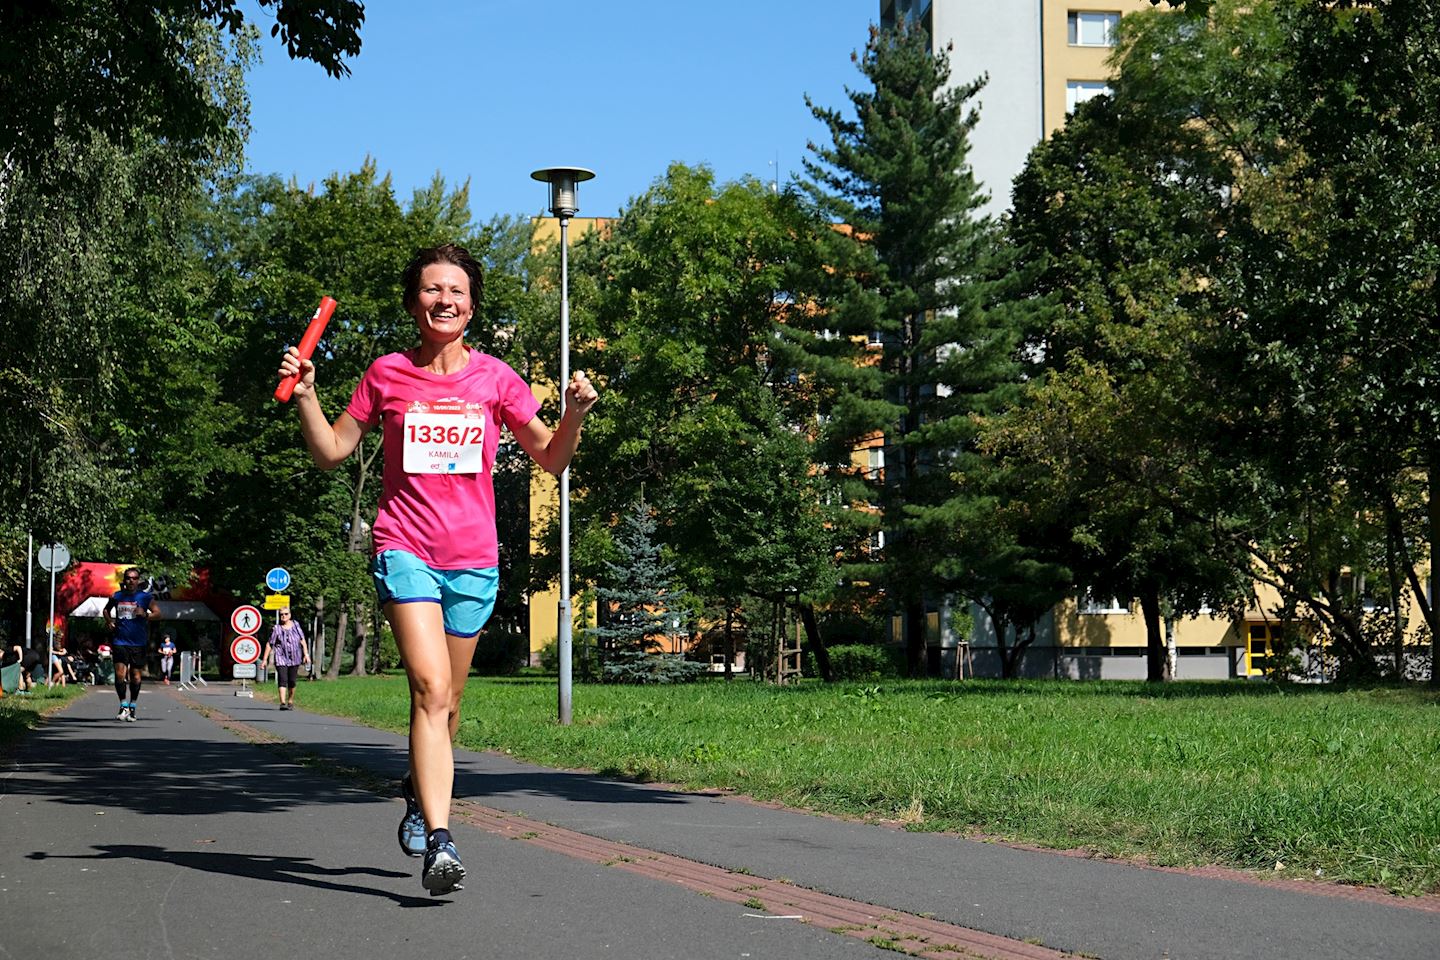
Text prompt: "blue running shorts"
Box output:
[[370, 550, 499, 639]]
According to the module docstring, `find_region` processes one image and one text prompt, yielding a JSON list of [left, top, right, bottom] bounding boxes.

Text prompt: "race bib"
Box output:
[[402, 401, 487, 474], [116, 601, 138, 620]]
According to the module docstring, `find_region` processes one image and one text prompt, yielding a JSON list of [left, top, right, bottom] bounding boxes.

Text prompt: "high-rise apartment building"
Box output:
[[879, 0, 1156, 219]]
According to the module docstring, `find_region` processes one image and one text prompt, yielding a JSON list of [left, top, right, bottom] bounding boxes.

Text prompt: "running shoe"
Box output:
[[124, 704, 137, 722], [397, 774, 426, 858], [421, 839, 465, 895], [116, 702, 130, 721]]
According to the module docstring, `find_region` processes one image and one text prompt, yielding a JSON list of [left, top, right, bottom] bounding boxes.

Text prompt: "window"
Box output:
[[1066, 81, 1112, 114], [868, 529, 886, 552], [1068, 11, 1120, 47], [867, 447, 885, 477], [867, 329, 885, 346], [1078, 592, 1129, 615]]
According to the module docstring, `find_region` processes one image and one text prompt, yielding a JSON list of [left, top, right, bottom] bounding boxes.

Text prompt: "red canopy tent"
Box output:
[[53, 563, 240, 642]]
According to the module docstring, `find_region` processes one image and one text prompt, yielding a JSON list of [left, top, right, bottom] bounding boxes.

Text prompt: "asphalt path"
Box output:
[[2, 684, 1434, 960]]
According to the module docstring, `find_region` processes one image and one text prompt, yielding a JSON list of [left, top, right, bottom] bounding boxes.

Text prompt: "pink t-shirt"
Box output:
[[346, 348, 541, 569]]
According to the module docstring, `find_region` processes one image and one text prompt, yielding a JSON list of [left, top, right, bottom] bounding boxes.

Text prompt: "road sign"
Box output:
[[231, 635, 261, 664], [263, 594, 291, 610], [232, 662, 257, 679], [37, 543, 71, 573], [265, 567, 291, 592], [230, 605, 262, 636]]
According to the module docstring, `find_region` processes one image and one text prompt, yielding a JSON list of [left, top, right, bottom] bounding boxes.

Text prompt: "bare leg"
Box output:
[[386, 602, 481, 834]]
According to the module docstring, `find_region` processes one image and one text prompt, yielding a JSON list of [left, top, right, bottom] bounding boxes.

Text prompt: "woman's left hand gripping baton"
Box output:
[[274, 296, 338, 402]]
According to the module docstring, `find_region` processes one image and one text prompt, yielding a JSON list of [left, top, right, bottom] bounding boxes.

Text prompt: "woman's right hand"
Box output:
[[278, 345, 316, 400]]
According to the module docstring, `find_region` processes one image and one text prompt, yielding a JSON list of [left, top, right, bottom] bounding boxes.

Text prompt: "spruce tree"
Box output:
[[591, 502, 701, 684]]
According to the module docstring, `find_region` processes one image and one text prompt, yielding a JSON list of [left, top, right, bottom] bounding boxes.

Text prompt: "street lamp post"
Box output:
[[531, 165, 594, 727]]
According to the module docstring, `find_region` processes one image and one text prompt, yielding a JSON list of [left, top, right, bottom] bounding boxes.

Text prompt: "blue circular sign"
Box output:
[[265, 567, 291, 592]]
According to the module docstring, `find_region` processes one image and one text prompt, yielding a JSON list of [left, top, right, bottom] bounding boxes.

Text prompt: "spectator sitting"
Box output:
[[50, 644, 78, 685], [2, 644, 40, 693]]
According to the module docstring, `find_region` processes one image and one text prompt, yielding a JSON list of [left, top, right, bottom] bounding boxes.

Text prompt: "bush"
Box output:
[[537, 639, 558, 673], [809, 643, 895, 681], [471, 630, 528, 675], [371, 623, 402, 672]]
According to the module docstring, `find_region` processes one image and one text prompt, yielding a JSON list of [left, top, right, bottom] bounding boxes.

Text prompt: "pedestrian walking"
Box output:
[[159, 633, 177, 685], [262, 608, 309, 710]]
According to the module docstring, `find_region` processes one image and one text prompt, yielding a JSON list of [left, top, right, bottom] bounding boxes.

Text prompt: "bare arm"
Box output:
[[278, 346, 371, 469], [514, 371, 599, 476]]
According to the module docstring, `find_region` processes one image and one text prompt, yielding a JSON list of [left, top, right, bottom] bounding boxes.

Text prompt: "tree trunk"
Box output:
[[1164, 612, 1177, 682], [1385, 512, 1405, 677], [1139, 588, 1165, 682], [905, 599, 926, 677], [350, 605, 368, 676], [1430, 446, 1440, 686], [1001, 622, 1037, 678], [723, 606, 734, 681], [326, 608, 348, 679], [368, 605, 384, 674], [797, 602, 833, 681]]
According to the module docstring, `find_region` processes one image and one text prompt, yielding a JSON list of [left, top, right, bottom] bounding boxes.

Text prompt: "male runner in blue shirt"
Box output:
[[103, 568, 157, 721]]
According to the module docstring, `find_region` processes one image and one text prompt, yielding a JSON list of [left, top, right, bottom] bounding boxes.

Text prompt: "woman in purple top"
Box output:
[[262, 608, 309, 710]]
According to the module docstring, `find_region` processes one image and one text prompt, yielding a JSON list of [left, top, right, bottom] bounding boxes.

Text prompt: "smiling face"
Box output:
[[410, 263, 474, 344]]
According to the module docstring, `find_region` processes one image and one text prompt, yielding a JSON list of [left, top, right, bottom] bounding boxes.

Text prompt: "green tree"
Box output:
[[802, 19, 1035, 676], [0, 0, 363, 609], [1098, 0, 1440, 680], [590, 501, 701, 684], [0, 20, 255, 605], [0, 0, 364, 169], [560, 164, 836, 671], [1233, 0, 1440, 683], [997, 63, 1258, 681]]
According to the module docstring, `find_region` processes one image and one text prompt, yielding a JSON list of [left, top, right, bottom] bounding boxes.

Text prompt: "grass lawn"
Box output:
[[292, 675, 1440, 894], [0, 683, 89, 750]]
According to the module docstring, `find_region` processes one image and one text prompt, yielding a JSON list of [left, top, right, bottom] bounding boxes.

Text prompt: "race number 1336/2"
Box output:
[[403, 413, 485, 474]]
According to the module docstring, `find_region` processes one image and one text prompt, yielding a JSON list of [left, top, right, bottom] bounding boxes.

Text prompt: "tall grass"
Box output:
[[293, 676, 1440, 894]]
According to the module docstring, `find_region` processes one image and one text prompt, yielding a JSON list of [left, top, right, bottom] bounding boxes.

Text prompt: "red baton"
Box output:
[[274, 296, 338, 402]]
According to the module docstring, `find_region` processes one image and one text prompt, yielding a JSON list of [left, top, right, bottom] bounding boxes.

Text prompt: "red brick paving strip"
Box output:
[[449, 797, 1066, 959]]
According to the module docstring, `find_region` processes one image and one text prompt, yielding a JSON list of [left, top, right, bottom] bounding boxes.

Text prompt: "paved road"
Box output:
[[2, 685, 1434, 959]]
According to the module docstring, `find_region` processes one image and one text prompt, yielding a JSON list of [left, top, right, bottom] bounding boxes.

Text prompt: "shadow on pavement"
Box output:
[[28, 846, 441, 907], [7, 713, 384, 817]]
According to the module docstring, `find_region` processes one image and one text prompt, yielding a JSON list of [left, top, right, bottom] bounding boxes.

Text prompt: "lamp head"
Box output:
[[531, 166, 595, 218]]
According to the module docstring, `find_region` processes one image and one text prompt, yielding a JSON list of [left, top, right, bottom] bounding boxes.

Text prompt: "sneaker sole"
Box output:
[[422, 857, 466, 894]]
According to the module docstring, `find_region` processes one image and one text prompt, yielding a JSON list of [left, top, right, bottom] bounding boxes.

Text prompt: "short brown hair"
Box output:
[[402, 244, 484, 312]]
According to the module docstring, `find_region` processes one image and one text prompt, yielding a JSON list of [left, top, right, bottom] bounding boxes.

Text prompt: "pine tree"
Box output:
[[590, 502, 702, 684], [801, 18, 1034, 675]]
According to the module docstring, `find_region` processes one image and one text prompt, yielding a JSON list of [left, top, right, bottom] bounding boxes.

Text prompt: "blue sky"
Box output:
[[242, 2, 880, 221]]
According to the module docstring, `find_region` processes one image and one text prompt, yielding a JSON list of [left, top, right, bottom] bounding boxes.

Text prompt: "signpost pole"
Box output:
[[36, 544, 71, 688], [25, 532, 33, 648]]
